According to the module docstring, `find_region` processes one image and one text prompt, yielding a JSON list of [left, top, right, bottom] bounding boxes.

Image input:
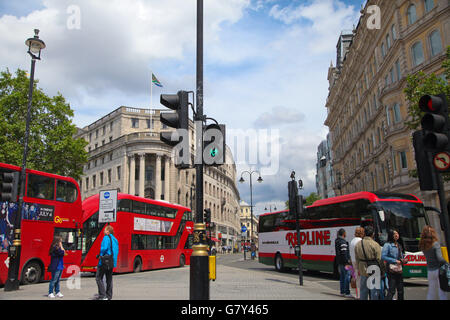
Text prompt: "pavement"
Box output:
[[0, 254, 340, 300]]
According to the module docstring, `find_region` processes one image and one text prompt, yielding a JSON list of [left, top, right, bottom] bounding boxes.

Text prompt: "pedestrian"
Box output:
[[382, 229, 406, 300], [350, 226, 364, 299], [419, 225, 448, 300], [335, 228, 352, 298], [355, 225, 382, 300], [48, 236, 65, 298], [95, 225, 119, 300]]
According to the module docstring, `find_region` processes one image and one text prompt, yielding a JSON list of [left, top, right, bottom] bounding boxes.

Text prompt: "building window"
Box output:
[[391, 25, 397, 41], [381, 43, 386, 58], [131, 118, 139, 128], [93, 175, 96, 188], [429, 30, 443, 57], [400, 151, 408, 169], [393, 103, 402, 123], [86, 177, 89, 190], [386, 34, 391, 49], [411, 41, 424, 67], [407, 4, 417, 25], [117, 166, 121, 180], [395, 59, 401, 81], [100, 172, 104, 186], [108, 169, 112, 184], [424, 0, 434, 13]]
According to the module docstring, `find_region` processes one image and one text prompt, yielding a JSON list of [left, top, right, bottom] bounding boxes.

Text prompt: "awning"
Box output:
[[211, 237, 220, 242]]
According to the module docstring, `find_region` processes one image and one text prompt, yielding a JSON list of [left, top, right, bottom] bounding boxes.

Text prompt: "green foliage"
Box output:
[[285, 192, 321, 209], [0, 68, 88, 180]]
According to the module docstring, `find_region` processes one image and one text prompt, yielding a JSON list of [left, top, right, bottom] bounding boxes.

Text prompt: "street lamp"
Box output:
[[239, 170, 262, 260], [4, 29, 45, 292]]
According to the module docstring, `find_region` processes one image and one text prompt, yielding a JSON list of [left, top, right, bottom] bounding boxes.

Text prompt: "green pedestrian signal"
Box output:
[[210, 148, 217, 157]]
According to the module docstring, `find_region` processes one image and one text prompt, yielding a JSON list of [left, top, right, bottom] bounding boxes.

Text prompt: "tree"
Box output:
[[404, 46, 450, 180], [284, 192, 321, 209], [0, 68, 88, 180]]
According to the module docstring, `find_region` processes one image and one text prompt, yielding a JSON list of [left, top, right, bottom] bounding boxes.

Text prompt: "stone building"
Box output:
[[325, 0, 448, 212], [75, 106, 241, 249]]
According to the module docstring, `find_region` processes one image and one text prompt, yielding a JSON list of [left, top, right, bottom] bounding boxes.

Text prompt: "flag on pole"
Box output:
[[152, 73, 163, 87]]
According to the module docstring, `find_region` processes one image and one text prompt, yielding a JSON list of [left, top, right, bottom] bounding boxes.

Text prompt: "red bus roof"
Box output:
[[258, 192, 422, 218], [0, 162, 80, 185], [82, 192, 191, 220]]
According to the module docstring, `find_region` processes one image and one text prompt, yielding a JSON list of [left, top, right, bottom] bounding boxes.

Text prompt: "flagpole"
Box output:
[[150, 70, 153, 109]]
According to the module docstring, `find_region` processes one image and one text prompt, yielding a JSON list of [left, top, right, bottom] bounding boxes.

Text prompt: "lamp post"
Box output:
[[239, 170, 262, 260], [264, 204, 277, 212], [4, 29, 45, 292]]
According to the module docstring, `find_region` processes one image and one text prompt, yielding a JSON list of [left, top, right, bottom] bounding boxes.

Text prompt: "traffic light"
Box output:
[[1, 171, 20, 202], [203, 208, 211, 225], [160, 90, 190, 168], [413, 130, 437, 190], [288, 180, 298, 218], [419, 94, 449, 152], [203, 124, 226, 166]]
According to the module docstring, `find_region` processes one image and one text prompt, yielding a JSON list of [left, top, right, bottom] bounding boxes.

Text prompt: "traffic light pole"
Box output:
[[434, 169, 450, 252], [190, 0, 209, 300]]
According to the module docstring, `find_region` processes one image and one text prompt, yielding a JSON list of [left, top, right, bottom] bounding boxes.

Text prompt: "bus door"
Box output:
[[53, 227, 82, 277]]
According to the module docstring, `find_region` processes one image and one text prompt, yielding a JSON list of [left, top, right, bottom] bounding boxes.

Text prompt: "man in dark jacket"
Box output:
[[335, 228, 352, 297]]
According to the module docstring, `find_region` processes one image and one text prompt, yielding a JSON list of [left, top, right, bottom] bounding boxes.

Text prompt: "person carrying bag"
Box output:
[[382, 229, 406, 300], [95, 225, 119, 300]]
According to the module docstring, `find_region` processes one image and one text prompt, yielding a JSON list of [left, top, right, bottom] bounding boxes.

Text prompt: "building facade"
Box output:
[[75, 106, 241, 249], [315, 134, 336, 199], [239, 200, 259, 247], [325, 0, 449, 211]]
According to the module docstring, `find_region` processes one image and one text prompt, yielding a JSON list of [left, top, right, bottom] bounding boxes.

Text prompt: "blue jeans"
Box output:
[[360, 275, 380, 300], [49, 269, 63, 294], [338, 264, 351, 295]]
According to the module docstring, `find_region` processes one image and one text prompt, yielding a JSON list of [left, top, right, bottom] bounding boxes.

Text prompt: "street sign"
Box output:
[[241, 225, 247, 233], [99, 189, 118, 223], [433, 152, 450, 171]]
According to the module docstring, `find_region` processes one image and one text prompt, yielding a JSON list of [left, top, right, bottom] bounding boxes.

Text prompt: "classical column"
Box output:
[[155, 153, 162, 200], [129, 154, 136, 196], [164, 156, 170, 202], [122, 152, 129, 194], [139, 153, 146, 198]]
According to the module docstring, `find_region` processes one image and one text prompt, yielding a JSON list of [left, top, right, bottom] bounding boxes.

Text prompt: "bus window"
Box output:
[[54, 227, 81, 251], [56, 180, 78, 203], [27, 174, 55, 200]]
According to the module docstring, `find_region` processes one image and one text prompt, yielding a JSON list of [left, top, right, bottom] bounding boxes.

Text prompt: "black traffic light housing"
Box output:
[[1, 171, 20, 202], [203, 123, 226, 166], [419, 94, 449, 152], [413, 130, 438, 190], [203, 208, 211, 225], [160, 90, 190, 169], [288, 179, 298, 218]]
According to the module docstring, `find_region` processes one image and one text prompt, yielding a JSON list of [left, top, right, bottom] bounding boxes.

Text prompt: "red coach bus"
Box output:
[[80, 193, 193, 273], [258, 192, 430, 278], [0, 162, 82, 285]]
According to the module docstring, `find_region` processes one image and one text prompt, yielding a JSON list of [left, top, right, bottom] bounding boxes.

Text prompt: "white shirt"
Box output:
[[350, 236, 362, 264]]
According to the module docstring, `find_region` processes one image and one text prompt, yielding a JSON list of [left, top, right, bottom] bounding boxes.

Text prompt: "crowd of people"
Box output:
[[335, 225, 449, 300]]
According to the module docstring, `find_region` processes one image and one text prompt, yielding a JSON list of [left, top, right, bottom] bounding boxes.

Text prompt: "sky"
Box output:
[[0, 0, 365, 215]]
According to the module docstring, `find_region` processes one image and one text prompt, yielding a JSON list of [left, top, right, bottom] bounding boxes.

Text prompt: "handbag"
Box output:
[[100, 235, 114, 271], [388, 244, 403, 274], [350, 276, 357, 289]]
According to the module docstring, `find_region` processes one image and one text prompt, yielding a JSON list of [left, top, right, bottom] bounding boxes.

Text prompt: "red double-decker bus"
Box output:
[[0, 162, 82, 285], [80, 193, 193, 273]]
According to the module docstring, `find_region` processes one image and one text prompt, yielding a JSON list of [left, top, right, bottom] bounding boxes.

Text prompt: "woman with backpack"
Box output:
[[419, 226, 448, 300]]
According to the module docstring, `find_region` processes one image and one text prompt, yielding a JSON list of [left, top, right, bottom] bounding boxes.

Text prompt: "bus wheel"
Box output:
[[179, 254, 186, 267], [21, 261, 42, 285], [275, 254, 285, 272], [133, 257, 142, 273]]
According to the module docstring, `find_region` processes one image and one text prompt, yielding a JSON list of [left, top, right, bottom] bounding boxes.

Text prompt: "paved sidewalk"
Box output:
[[0, 261, 339, 300]]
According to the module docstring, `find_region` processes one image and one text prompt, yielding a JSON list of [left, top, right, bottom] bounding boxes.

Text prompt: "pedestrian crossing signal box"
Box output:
[[209, 255, 216, 281]]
